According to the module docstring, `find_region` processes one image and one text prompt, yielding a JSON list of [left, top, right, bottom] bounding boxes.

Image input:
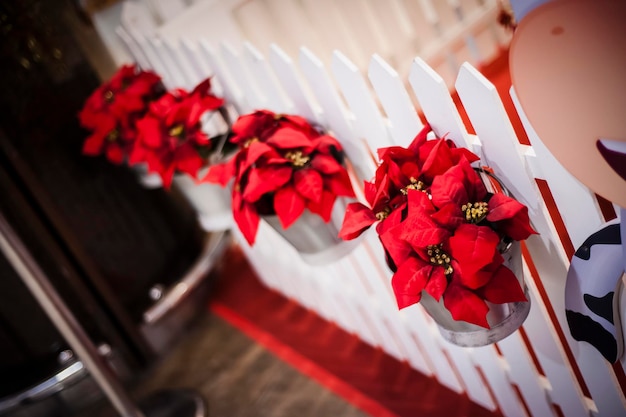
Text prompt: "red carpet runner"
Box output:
[[209, 248, 502, 417], [207, 49, 522, 417]]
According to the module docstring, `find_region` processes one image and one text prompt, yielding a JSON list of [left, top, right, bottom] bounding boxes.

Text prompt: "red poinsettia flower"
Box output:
[[339, 119, 535, 328], [129, 79, 224, 188], [205, 111, 355, 246], [339, 124, 480, 241], [229, 110, 318, 146], [429, 157, 537, 240], [79, 64, 163, 164], [387, 193, 526, 327]]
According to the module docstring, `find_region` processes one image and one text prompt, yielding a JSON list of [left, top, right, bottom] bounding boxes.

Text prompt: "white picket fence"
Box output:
[[93, 0, 512, 89], [109, 4, 626, 417]]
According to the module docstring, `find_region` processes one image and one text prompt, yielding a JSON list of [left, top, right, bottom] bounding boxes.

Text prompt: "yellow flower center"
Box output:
[[169, 124, 184, 138], [400, 177, 425, 195], [375, 207, 391, 221], [461, 201, 489, 223], [243, 137, 259, 148], [103, 90, 114, 102], [284, 150, 310, 167], [106, 129, 119, 142], [427, 244, 453, 275]]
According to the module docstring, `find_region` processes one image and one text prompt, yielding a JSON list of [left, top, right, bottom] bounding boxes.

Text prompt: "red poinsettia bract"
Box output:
[[129, 79, 224, 188], [339, 124, 536, 328], [205, 111, 355, 246], [79, 64, 163, 164]]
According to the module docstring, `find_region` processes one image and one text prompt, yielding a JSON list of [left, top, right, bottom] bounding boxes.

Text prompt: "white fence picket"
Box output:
[[269, 44, 320, 123], [368, 55, 423, 147], [408, 57, 472, 149], [331, 51, 393, 154], [242, 42, 293, 114], [299, 47, 376, 181]]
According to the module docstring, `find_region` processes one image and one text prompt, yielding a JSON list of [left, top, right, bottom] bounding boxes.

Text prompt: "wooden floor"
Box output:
[[89, 313, 370, 417]]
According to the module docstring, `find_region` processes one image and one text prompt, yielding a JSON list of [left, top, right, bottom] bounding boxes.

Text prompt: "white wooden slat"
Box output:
[[408, 57, 472, 149], [497, 333, 555, 417], [115, 26, 151, 70], [368, 54, 423, 147], [331, 51, 394, 154], [577, 344, 626, 416], [299, 47, 376, 181], [331, 261, 405, 358], [522, 270, 591, 417], [180, 39, 211, 81], [401, 306, 465, 393], [242, 42, 293, 114], [131, 33, 176, 89], [443, 343, 498, 410], [149, 37, 188, 89], [381, 309, 434, 376], [220, 42, 268, 111], [269, 44, 320, 123], [163, 38, 202, 88], [510, 88, 605, 249], [470, 346, 528, 417], [197, 39, 245, 113], [455, 63, 568, 263]]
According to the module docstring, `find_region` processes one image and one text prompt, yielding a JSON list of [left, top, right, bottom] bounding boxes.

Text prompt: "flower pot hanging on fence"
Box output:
[[78, 65, 235, 231], [417, 170, 531, 346], [339, 124, 536, 346], [263, 196, 361, 265], [206, 110, 360, 265]]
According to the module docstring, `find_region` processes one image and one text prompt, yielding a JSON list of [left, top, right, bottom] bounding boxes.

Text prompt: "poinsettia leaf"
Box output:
[[136, 117, 163, 148], [82, 132, 107, 156], [487, 193, 537, 240], [243, 141, 275, 171], [443, 283, 490, 328], [408, 123, 431, 155], [274, 186, 306, 228], [400, 198, 449, 248], [294, 169, 323, 202], [449, 224, 500, 280], [105, 145, 125, 164], [430, 203, 464, 230], [375, 204, 405, 235], [391, 256, 428, 309], [310, 154, 342, 174], [327, 170, 356, 198], [420, 139, 455, 181], [174, 144, 205, 179], [243, 165, 292, 203], [267, 127, 313, 149], [306, 190, 336, 222], [204, 157, 236, 186], [407, 188, 435, 214], [424, 266, 448, 301], [379, 219, 413, 266], [477, 264, 527, 304], [430, 164, 468, 208], [459, 158, 487, 202], [363, 180, 377, 207], [231, 110, 274, 143], [233, 200, 261, 245], [338, 202, 377, 240]]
